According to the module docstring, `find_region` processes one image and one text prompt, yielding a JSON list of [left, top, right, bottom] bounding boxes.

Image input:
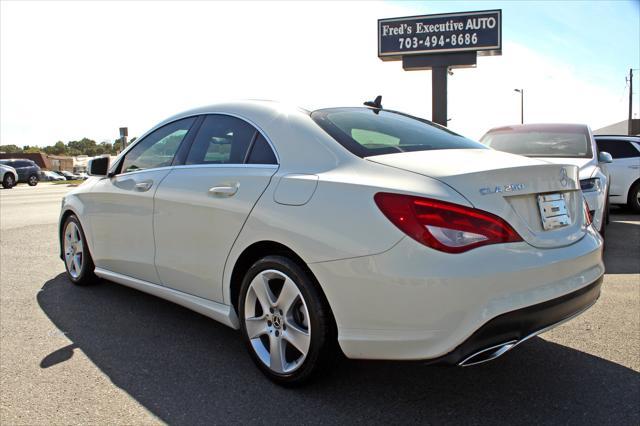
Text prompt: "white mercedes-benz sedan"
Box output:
[[59, 101, 604, 385]]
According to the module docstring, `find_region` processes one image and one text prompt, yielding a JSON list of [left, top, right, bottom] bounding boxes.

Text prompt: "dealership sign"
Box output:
[[378, 10, 502, 60]]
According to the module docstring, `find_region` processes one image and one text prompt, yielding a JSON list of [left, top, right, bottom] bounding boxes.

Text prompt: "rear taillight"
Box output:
[[374, 192, 522, 253], [584, 199, 592, 226]]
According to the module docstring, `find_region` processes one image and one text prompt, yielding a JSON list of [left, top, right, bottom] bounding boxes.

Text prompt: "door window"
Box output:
[[120, 117, 196, 173], [186, 115, 256, 165], [596, 139, 640, 159], [247, 134, 277, 165]]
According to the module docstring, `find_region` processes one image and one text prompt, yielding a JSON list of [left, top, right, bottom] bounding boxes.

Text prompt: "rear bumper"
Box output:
[[310, 225, 604, 361], [437, 275, 602, 366]]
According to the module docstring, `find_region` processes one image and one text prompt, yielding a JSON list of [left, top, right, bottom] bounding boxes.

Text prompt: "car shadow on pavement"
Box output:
[[38, 273, 639, 425], [604, 209, 640, 274]]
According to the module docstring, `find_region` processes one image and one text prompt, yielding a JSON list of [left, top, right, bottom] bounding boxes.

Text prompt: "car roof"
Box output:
[[594, 135, 640, 141], [485, 123, 590, 134]]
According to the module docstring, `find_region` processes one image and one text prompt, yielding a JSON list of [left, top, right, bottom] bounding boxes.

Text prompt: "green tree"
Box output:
[[0, 144, 23, 153]]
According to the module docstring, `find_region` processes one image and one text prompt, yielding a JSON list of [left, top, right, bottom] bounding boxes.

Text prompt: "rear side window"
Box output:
[[186, 115, 256, 165], [596, 139, 640, 159], [311, 108, 485, 157], [247, 134, 277, 164]]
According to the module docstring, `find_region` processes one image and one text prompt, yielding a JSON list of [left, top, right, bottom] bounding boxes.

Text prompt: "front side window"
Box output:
[[120, 117, 195, 173], [311, 108, 485, 157], [186, 115, 256, 165], [481, 125, 593, 158]]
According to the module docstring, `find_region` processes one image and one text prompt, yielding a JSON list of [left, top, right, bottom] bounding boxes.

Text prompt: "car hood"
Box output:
[[531, 157, 598, 179]]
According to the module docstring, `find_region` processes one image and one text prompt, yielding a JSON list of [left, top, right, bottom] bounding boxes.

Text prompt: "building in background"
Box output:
[[594, 119, 640, 136], [0, 152, 51, 169]]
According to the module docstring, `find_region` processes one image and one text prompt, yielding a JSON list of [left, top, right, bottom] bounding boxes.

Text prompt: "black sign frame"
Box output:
[[378, 9, 502, 60]]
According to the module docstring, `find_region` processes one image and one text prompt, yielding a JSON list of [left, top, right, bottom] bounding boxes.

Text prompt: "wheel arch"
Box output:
[[227, 240, 337, 334]]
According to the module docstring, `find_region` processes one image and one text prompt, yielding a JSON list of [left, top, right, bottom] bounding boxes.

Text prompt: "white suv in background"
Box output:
[[595, 135, 640, 212], [480, 124, 611, 236]]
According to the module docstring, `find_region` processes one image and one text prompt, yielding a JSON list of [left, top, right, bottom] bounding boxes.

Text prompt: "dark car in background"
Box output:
[[0, 159, 41, 186], [54, 170, 81, 180]]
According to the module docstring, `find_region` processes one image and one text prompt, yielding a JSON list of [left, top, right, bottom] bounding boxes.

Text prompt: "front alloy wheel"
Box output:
[[61, 215, 96, 285], [239, 255, 335, 386], [64, 221, 84, 279], [28, 175, 38, 186]]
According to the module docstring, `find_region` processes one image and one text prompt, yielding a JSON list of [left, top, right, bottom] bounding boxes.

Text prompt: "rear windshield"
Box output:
[[311, 108, 485, 157], [480, 127, 592, 158]]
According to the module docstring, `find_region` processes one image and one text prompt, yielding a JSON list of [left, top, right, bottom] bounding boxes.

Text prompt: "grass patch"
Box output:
[[52, 180, 83, 185]]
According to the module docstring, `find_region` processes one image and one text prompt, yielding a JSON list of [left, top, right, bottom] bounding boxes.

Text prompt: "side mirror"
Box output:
[[88, 156, 110, 176], [598, 151, 613, 164]]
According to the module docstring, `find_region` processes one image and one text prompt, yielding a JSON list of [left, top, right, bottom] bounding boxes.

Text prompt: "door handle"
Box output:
[[209, 184, 239, 197], [135, 181, 153, 191], [629, 165, 640, 169]]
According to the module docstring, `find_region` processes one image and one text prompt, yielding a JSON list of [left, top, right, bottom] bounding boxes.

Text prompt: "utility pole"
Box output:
[[628, 68, 633, 135], [514, 89, 524, 124]]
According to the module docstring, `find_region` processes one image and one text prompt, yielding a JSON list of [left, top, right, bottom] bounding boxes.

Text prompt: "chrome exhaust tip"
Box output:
[[458, 340, 518, 367]]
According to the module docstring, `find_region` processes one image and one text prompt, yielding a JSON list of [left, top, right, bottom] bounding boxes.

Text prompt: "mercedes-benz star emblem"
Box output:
[[559, 168, 569, 187]]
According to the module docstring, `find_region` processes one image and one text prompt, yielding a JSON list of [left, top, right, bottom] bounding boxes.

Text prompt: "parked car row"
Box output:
[[0, 158, 90, 188]]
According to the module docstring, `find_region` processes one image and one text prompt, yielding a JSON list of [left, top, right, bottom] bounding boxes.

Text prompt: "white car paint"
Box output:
[[532, 156, 609, 232], [59, 101, 604, 372]]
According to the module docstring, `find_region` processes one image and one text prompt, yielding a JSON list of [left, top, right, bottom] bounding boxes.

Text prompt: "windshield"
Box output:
[[480, 127, 592, 158], [311, 108, 485, 157]]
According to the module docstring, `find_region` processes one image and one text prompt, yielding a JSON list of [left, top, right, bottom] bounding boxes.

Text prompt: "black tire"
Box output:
[[61, 215, 97, 286], [2, 173, 15, 189], [238, 255, 336, 386], [628, 181, 640, 213], [27, 174, 38, 186]]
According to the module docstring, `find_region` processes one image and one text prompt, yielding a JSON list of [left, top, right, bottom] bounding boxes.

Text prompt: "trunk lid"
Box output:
[[367, 149, 586, 248]]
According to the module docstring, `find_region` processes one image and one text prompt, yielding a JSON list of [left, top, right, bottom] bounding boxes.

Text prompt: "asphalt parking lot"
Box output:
[[1, 183, 638, 425]]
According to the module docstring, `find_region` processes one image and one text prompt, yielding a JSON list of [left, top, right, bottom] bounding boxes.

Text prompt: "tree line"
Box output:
[[0, 137, 136, 157]]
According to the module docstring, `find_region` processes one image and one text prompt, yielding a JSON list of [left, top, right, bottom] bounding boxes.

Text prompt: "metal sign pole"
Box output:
[[378, 10, 502, 127], [432, 66, 448, 126]]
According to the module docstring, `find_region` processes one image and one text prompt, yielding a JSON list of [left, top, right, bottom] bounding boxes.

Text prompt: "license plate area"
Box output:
[[537, 193, 570, 230]]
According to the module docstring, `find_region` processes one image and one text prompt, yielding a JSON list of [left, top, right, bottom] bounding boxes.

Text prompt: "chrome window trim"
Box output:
[[172, 163, 279, 170], [110, 111, 280, 176], [109, 165, 175, 178]]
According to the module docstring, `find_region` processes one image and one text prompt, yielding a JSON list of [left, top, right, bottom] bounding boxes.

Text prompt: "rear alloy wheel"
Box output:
[[27, 174, 38, 186], [628, 181, 640, 213], [62, 215, 96, 285], [239, 255, 335, 386], [2, 174, 15, 189]]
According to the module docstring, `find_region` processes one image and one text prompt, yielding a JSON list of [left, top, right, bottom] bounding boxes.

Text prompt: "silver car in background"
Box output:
[[480, 123, 612, 236], [0, 163, 18, 188]]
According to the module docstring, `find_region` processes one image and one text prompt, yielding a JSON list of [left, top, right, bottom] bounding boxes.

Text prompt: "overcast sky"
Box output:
[[1, 0, 639, 146]]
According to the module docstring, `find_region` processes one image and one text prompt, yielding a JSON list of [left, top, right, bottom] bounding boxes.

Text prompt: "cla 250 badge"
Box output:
[[479, 183, 526, 195]]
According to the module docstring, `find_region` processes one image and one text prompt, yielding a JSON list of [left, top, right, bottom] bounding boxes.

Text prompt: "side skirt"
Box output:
[[94, 268, 240, 329]]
